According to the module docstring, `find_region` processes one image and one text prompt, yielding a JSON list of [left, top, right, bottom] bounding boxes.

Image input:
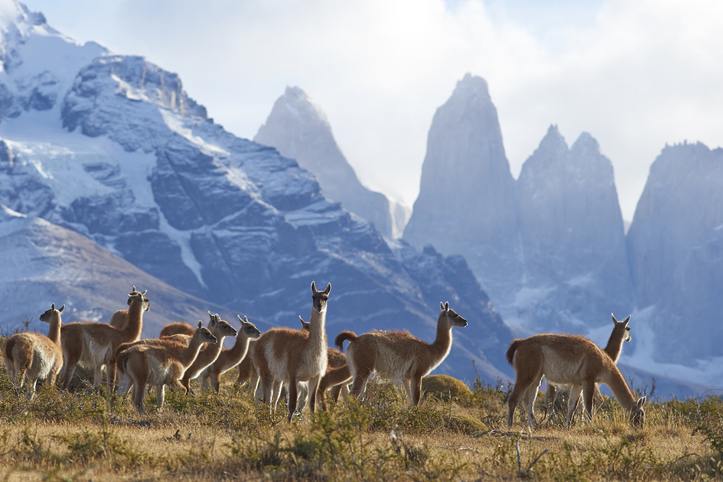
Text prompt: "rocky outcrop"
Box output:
[[403, 74, 522, 309], [515, 126, 633, 331], [255, 86, 395, 237], [627, 142, 723, 363]]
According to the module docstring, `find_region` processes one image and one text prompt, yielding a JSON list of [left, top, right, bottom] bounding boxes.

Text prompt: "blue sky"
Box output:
[[24, 0, 723, 220]]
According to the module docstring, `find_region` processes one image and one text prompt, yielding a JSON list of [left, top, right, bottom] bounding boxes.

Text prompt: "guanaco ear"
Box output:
[[311, 281, 317, 293], [611, 313, 618, 324], [444, 301, 449, 311], [622, 315, 631, 326], [141, 290, 147, 295], [58, 304, 65, 313], [132, 285, 137, 292], [299, 315, 305, 324], [243, 316, 248, 323], [197, 320, 203, 328], [637, 396, 646, 408], [237, 315, 244, 324], [324, 283, 331, 294], [51, 303, 55, 310], [440, 302, 445, 311]]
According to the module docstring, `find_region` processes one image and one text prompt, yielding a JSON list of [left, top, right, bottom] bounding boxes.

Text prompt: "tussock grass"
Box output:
[[1, 331, 722, 480]]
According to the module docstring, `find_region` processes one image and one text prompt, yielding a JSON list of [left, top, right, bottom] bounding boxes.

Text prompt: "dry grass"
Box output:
[[1, 334, 722, 481]]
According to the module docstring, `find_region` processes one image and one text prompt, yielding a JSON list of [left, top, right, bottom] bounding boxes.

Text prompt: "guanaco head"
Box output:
[[630, 396, 646, 427], [439, 302, 468, 328], [207, 312, 238, 338], [127, 287, 150, 311], [299, 315, 311, 332], [195, 320, 218, 345], [310, 281, 332, 313], [238, 315, 262, 339], [39, 303, 65, 323], [611, 313, 632, 342]]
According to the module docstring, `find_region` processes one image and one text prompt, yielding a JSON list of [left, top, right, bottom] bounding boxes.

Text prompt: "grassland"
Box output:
[[1, 334, 722, 481]]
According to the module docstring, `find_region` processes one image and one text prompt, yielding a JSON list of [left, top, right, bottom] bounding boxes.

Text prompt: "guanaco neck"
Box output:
[[224, 333, 252, 366], [122, 296, 144, 340], [308, 307, 328, 351], [603, 326, 627, 363], [48, 314, 62, 346], [602, 362, 637, 412], [177, 333, 208, 368], [429, 314, 453, 363]]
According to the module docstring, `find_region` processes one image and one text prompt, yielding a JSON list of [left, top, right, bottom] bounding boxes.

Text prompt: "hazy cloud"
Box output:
[[25, 0, 723, 219]]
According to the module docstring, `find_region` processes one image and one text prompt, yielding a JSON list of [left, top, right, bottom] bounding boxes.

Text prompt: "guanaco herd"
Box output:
[[2, 282, 647, 429]]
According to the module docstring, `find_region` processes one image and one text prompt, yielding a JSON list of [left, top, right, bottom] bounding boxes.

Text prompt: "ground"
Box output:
[[1, 335, 721, 481]]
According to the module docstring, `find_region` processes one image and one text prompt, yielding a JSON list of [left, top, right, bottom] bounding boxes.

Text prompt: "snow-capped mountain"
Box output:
[[403, 74, 523, 310], [516, 126, 633, 331], [0, 204, 248, 337], [254, 86, 399, 238], [0, 1, 513, 383]]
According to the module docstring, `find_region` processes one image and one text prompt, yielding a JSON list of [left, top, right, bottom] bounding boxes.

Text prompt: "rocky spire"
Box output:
[[516, 126, 633, 331], [403, 73, 522, 309], [254, 86, 394, 237]]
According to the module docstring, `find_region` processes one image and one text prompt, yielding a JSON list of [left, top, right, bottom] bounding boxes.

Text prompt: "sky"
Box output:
[[24, 0, 723, 220]]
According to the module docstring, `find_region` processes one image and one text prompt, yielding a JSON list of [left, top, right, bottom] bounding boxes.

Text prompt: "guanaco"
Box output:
[[336, 302, 468, 406], [506, 333, 646, 429]]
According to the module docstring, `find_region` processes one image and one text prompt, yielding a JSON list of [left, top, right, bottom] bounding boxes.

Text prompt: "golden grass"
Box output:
[[0, 348, 722, 481]]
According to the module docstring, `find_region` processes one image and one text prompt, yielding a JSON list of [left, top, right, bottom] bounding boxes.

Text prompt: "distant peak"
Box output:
[[284, 85, 307, 99], [278, 86, 328, 125], [571, 132, 600, 155], [458, 72, 488, 90], [546, 124, 561, 137], [453, 73, 491, 101], [534, 124, 568, 155]]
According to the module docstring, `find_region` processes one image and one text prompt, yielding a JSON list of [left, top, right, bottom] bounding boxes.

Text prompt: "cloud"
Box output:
[[24, 0, 723, 218]]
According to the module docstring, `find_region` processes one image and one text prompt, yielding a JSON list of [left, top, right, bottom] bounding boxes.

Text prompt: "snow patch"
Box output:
[[610, 306, 723, 389]]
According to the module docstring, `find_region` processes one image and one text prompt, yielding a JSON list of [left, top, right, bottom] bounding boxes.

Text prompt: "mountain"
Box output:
[[0, 205, 252, 337], [627, 142, 723, 364], [255, 86, 397, 238], [0, 1, 514, 384], [404, 76, 634, 334], [403, 74, 522, 309], [515, 125, 633, 331]]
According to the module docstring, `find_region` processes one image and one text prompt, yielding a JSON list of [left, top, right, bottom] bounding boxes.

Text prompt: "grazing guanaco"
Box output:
[[199, 316, 261, 392], [506, 333, 646, 430], [60, 288, 147, 390], [3, 303, 65, 399], [545, 314, 632, 425], [254, 281, 331, 421], [336, 302, 468, 406], [117, 321, 217, 413]]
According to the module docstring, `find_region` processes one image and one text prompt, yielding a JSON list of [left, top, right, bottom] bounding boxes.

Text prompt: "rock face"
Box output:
[[403, 74, 522, 309], [406, 76, 633, 334], [255, 87, 395, 238], [516, 126, 633, 331], [0, 3, 515, 384], [627, 142, 723, 363]]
